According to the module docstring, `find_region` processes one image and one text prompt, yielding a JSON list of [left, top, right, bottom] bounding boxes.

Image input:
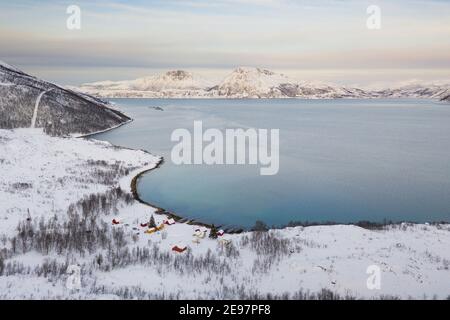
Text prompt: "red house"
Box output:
[[164, 218, 176, 225], [172, 245, 187, 253]]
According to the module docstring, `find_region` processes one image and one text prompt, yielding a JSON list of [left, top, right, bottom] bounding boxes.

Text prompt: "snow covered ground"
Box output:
[[0, 128, 449, 299]]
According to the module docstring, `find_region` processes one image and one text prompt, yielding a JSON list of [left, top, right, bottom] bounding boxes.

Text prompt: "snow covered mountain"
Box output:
[[74, 67, 372, 99], [209, 67, 371, 99], [72, 66, 450, 100], [373, 82, 450, 99], [75, 70, 213, 98], [211, 67, 292, 98], [0, 61, 130, 136]]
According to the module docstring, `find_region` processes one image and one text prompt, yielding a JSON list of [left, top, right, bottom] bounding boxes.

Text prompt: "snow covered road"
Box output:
[[30, 89, 53, 128]]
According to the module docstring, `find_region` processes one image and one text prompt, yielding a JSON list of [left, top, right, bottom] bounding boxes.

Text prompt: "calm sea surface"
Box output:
[[94, 99, 450, 228]]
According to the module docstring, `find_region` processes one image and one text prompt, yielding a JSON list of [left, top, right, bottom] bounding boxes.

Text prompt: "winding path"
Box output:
[[30, 89, 52, 128]]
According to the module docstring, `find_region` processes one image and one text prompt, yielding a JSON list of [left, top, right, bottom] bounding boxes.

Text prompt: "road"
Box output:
[[30, 89, 53, 128]]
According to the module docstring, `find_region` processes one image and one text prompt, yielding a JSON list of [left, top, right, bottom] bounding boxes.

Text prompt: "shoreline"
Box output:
[[126, 149, 449, 233], [76, 113, 240, 232], [81, 104, 449, 233], [128, 157, 244, 233], [75, 118, 133, 139]]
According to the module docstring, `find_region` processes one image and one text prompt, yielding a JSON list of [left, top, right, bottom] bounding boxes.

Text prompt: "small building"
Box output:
[[155, 223, 165, 231], [193, 230, 206, 239], [164, 218, 176, 225], [217, 230, 225, 236], [145, 227, 157, 234], [172, 245, 187, 253]]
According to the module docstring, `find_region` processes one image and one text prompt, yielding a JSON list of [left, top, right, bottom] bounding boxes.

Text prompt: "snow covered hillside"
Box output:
[[1, 128, 449, 299], [0, 61, 130, 136]]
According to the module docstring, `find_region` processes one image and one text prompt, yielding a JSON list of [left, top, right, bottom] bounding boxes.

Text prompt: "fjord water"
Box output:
[[94, 99, 450, 228]]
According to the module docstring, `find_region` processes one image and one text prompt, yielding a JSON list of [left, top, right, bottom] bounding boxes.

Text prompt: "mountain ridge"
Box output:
[[73, 66, 450, 100]]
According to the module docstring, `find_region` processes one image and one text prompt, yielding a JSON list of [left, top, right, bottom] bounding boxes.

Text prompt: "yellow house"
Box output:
[[145, 227, 157, 234]]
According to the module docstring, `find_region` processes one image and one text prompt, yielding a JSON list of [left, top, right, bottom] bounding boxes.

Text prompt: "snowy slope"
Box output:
[[0, 61, 130, 136], [1, 128, 449, 300], [0, 128, 161, 237]]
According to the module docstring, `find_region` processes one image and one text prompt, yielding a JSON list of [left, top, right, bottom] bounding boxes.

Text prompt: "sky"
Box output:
[[0, 0, 449, 86]]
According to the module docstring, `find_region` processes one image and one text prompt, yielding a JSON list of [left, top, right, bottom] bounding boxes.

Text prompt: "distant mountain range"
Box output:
[[73, 66, 450, 100], [1, 60, 449, 138], [373, 83, 450, 100], [0, 61, 130, 136]]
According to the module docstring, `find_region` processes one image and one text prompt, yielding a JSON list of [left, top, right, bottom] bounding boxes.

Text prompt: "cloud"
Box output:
[[0, 0, 449, 84]]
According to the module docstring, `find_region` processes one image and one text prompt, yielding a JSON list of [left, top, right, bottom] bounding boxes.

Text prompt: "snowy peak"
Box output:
[[214, 67, 365, 99], [230, 66, 279, 77], [149, 70, 197, 89], [221, 67, 289, 86], [216, 67, 291, 98], [77, 70, 212, 95], [139, 70, 210, 91]]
